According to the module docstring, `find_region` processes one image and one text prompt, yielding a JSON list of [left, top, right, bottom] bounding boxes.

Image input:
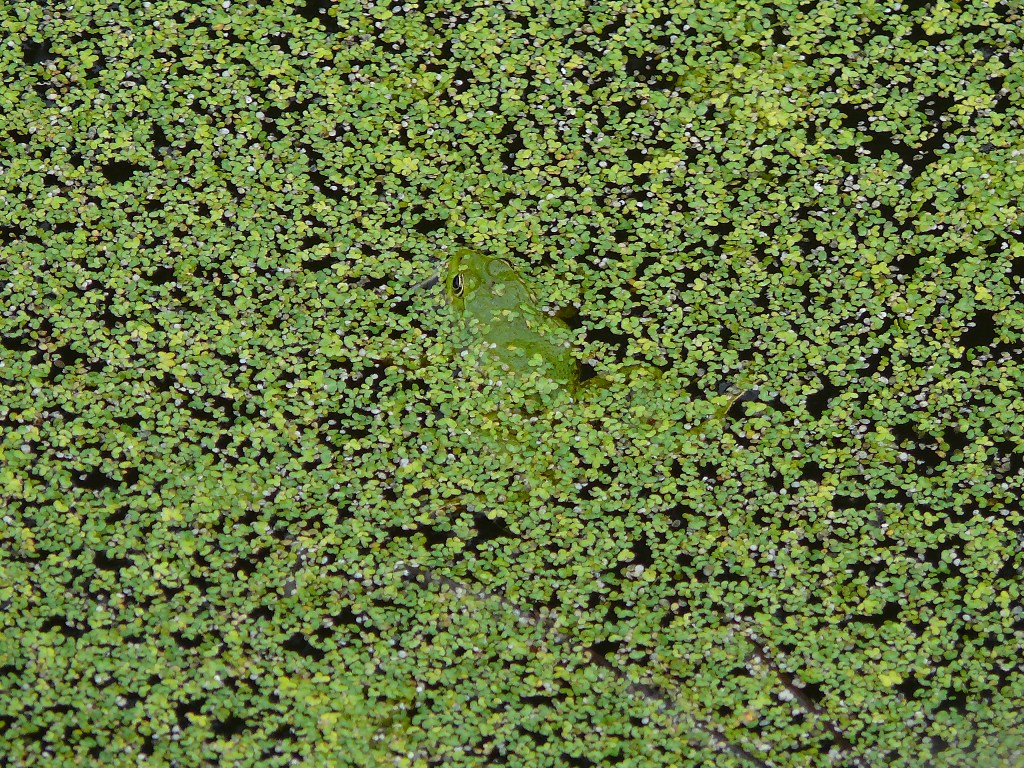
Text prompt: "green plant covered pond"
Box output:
[[2, 0, 1023, 766]]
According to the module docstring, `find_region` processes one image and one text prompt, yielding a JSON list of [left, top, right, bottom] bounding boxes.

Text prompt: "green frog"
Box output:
[[443, 248, 580, 392], [425, 246, 748, 518], [438, 247, 745, 417]]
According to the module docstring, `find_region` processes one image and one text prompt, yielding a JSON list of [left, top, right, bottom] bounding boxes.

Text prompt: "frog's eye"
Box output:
[[452, 273, 464, 296]]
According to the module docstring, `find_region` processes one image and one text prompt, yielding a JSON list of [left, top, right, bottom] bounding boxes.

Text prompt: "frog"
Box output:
[[425, 246, 750, 525], [438, 247, 747, 416], [443, 247, 580, 392]]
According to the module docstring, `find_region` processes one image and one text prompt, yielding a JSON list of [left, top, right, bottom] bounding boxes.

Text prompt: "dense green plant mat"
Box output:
[[2, 0, 1023, 765]]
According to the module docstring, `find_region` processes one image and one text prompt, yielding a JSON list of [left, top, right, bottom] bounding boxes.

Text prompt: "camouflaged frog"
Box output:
[[438, 247, 743, 414], [443, 248, 583, 391]]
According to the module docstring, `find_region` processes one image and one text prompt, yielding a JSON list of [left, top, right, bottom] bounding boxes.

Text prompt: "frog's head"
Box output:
[[444, 248, 518, 315]]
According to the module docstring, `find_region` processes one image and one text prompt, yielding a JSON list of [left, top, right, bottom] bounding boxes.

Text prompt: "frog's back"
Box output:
[[480, 321, 578, 387]]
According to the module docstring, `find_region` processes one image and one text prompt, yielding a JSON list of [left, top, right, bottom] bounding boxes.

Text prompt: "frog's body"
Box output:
[[435, 246, 747, 510], [445, 248, 579, 390]]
